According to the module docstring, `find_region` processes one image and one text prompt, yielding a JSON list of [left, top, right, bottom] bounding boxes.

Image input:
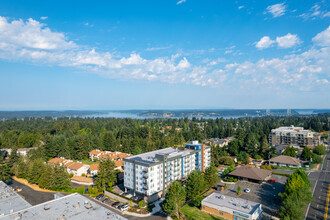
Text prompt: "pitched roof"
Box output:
[[71, 176, 93, 183], [229, 167, 271, 181], [89, 149, 102, 155], [89, 163, 99, 171], [269, 155, 301, 166], [67, 162, 84, 171], [114, 160, 123, 167], [48, 158, 65, 164]]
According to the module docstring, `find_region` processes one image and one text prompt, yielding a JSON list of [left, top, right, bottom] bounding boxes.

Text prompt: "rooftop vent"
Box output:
[[57, 215, 66, 220], [73, 202, 80, 208], [44, 204, 51, 210], [84, 203, 93, 209]]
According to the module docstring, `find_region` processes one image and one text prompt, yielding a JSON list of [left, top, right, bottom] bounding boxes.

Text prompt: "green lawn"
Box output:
[[181, 204, 224, 220]]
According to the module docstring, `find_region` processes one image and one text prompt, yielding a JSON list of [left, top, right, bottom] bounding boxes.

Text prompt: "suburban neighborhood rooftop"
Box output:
[[269, 155, 301, 166], [0, 193, 126, 220], [202, 192, 261, 215], [229, 166, 272, 181], [0, 181, 32, 216]]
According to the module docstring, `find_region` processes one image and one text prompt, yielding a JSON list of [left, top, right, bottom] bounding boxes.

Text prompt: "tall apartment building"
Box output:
[[269, 125, 321, 147], [123, 141, 211, 197]]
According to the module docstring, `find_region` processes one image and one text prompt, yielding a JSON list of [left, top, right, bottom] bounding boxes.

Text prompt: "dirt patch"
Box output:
[[12, 176, 57, 193]]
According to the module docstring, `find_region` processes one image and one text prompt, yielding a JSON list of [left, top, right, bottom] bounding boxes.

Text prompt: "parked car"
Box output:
[[102, 198, 109, 203], [244, 188, 251, 193], [96, 194, 104, 200], [268, 179, 276, 183], [112, 202, 120, 208], [120, 204, 129, 211]]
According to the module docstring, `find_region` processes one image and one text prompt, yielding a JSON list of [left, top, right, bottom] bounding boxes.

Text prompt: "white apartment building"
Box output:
[[124, 141, 211, 198], [269, 125, 321, 147]]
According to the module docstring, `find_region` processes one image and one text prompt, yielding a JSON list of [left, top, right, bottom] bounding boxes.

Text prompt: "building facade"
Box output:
[[123, 141, 211, 197], [201, 192, 263, 220], [269, 125, 321, 147]]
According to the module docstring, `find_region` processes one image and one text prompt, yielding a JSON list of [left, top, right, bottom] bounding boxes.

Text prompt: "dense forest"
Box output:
[[0, 114, 329, 162]]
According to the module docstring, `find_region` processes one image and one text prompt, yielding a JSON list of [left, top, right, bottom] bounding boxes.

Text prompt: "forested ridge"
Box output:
[[0, 114, 328, 161]]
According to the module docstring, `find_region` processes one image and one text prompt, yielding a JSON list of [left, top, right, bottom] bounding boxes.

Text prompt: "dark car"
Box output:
[[112, 202, 120, 207], [102, 198, 109, 203], [96, 194, 104, 200]]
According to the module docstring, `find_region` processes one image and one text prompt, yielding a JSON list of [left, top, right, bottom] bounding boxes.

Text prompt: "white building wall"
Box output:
[[124, 161, 134, 189]]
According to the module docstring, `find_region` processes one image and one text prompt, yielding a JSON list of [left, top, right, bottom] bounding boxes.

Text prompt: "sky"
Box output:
[[0, 0, 329, 110]]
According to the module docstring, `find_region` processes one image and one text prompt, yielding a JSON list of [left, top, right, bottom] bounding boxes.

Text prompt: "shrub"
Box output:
[[270, 165, 278, 169], [313, 145, 326, 155], [237, 186, 241, 195], [224, 176, 237, 182], [261, 165, 272, 170], [81, 173, 86, 177], [69, 173, 74, 178], [193, 196, 204, 208]]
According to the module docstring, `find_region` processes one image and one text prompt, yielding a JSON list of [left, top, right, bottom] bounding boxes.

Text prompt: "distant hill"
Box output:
[[0, 111, 100, 120]]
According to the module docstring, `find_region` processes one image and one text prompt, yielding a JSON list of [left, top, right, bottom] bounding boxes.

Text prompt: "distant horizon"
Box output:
[[0, 108, 329, 111]]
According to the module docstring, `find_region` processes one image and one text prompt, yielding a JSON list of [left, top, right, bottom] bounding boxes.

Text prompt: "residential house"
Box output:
[[89, 163, 99, 177], [70, 176, 94, 186], [269, 155, 302, 168]]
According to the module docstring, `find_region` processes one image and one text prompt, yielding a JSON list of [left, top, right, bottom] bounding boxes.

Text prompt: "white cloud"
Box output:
[[0, 16, 329, 92], [300, 4, 330, 20], [256, 36, 275, 49], [312, 26, 330, 47], [145, 45, 172, 51], [265, 3, 287, 18], [40, 16, 48, 20], [276, 33, 301, 48], [238, 6, 245, 10], [176, 0, 186, 5], [0, 17, 76, 50]]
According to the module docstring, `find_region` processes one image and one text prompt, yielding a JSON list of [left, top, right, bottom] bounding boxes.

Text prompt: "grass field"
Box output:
[[75, 159, 99, 165], [181, 204, 224, 220]]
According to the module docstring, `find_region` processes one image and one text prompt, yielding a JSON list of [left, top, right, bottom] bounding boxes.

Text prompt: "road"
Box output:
[[306, 145, 330, 220]]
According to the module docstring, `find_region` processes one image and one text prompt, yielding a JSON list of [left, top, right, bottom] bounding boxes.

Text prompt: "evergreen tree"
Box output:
[[204, 165, 219, 189], [0, 156, 11, 182], [95, 159, 116, 191], [162, 181, 186, 219], [185, 170, 206, 201]]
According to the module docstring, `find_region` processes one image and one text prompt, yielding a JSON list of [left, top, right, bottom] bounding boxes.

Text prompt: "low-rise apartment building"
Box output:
[[269, 125, 321, 147], [48, 158, 90, 176], [201, 192, 263, 220], [123, 141, 211, 198]]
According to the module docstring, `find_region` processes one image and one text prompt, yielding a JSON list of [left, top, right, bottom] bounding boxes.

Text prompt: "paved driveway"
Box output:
[[219, 175, 287, 217], [8, 179, 56, 205]]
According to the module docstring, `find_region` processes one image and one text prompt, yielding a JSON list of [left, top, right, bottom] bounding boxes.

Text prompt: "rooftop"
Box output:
[[202, 192, 261, 215], [0, 181, 32, 216], [71, 176, 94, 183], [229, 167, 271, 181], [0, 193, 126, 220], [125, 147, 194, 164], [269, 155, 301, 166], [271, 125, 313, 133]]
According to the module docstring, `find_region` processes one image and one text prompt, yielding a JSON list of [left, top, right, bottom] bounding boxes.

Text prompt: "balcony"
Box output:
[[143, 169, 148, 173], [143, 186, 148, 190], [143, 174, 148, 179]]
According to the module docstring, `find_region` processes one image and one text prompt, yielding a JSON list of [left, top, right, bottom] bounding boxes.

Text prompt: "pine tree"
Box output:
[[185, 170, 206, 201], [204, 165, 219, 189], [162, 181, 186, 219], [0, 156, 11, 182]]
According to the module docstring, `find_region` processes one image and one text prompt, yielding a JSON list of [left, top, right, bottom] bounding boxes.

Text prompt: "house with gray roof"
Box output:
[[229, 167, 271, 183], [269, 155, 302, 168]]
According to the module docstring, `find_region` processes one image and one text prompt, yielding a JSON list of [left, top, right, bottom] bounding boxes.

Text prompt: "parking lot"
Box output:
[[220, 174, 287, 217]]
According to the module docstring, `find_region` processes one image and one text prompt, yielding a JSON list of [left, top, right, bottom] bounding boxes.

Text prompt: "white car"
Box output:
[[244, 188, 251, 193], [120, 204, 129, 211]]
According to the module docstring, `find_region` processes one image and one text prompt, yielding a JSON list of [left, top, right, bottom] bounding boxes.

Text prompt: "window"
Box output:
[[219, 212, 223, 215]]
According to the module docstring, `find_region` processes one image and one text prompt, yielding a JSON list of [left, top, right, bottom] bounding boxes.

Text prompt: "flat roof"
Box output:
[[0, 193, 126, 220], [202, 192, 261, 215], [271, 126, 313, 133], [0, 181, 32, 215], [125, 147, 194, 164]]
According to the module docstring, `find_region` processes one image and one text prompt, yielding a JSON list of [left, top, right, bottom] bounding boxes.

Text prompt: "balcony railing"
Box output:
[[143, 174, 148, 179], [143, 186, 148, 190]]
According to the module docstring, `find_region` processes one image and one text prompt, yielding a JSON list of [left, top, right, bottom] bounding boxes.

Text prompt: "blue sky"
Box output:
[[0, 0, 329, 110]]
